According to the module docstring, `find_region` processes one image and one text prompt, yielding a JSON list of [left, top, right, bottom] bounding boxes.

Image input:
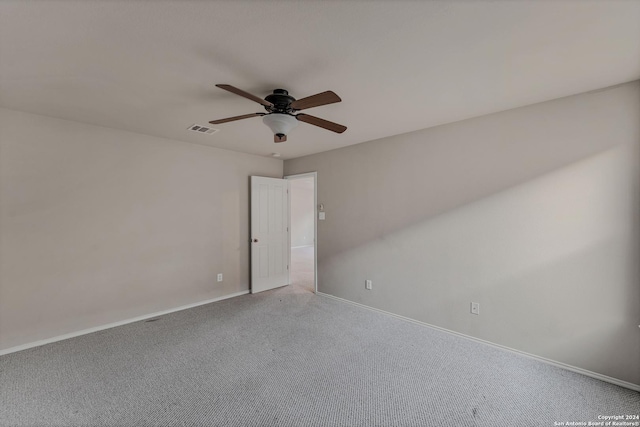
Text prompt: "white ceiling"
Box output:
[[1, 1, 639, 160]]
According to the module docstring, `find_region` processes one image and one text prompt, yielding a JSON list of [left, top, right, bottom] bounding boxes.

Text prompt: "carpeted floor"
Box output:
[[1, 285, 638, 426], [290, 246, 315, 292]]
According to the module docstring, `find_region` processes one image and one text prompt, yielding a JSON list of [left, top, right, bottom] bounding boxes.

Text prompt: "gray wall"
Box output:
[[290, 178, 315, 247], [0, 108, 282, 350], [285, 81, 640, 386]]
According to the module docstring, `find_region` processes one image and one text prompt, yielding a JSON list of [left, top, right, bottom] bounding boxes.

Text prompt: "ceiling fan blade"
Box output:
[[291, 91, 341, 110], [274, 134, 287, 143], [216, 84, 273, 108], [209, 113, 264, 124], [296, 113, 347, 133]]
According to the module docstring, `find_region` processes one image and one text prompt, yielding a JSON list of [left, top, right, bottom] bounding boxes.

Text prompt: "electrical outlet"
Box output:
[[471, 302, 480, 315], [365, 280, 372, 290], [217, 273, 223, 282]]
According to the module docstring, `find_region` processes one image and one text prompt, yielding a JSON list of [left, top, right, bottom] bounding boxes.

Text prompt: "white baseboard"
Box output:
[[317, 292, 640, 392], [0, 290, 249, 356]]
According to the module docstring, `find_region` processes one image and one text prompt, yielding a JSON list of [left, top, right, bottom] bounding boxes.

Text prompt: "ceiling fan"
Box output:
[[209, 84, 347, 143]]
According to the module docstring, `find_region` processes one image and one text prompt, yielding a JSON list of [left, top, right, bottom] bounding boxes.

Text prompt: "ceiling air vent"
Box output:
[[187, 124, 219, 135]]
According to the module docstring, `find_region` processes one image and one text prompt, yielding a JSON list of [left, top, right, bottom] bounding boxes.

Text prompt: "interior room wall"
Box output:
[[284, 81, 640, 386], [0, 108, 283, 351], [290, 178, 315, 248]]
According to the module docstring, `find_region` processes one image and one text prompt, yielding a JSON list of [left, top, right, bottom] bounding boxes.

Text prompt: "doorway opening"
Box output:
[[286, 172, 317, 293]]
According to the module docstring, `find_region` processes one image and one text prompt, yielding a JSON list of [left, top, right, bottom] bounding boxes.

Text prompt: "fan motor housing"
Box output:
[[265, 89, 296, 113]]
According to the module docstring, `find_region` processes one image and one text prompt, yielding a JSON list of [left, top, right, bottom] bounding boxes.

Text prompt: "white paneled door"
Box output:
[[250, 176, 290, 293]]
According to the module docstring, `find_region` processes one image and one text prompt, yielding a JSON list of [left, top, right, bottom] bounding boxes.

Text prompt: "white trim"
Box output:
[[0, 290, 249, 356], [285, 171, 318, 294], [291, 245, 313, 249], [317, 292, 640, 392]]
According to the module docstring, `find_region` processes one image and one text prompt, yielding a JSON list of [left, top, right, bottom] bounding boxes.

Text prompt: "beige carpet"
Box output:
[[2, 284, 638, 426]]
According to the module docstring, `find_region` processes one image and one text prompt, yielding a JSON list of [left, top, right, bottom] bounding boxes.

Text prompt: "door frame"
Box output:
[[284, 172, 318, 293]]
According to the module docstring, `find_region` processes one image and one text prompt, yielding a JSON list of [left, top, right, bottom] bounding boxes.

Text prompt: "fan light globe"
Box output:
[[263, 114, 298, 137]]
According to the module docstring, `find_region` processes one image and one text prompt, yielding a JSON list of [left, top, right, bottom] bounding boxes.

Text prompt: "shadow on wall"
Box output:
[[310, 83, 640, 263], [321, 144, 640, 384]]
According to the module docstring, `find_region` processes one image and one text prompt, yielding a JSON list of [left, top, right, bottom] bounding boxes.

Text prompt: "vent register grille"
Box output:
[[187, 124, 219, 135]]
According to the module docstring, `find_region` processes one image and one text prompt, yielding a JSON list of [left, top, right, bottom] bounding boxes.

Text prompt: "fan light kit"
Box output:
[[263, 114, 298, 141], [209, 85, 347, 143]]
